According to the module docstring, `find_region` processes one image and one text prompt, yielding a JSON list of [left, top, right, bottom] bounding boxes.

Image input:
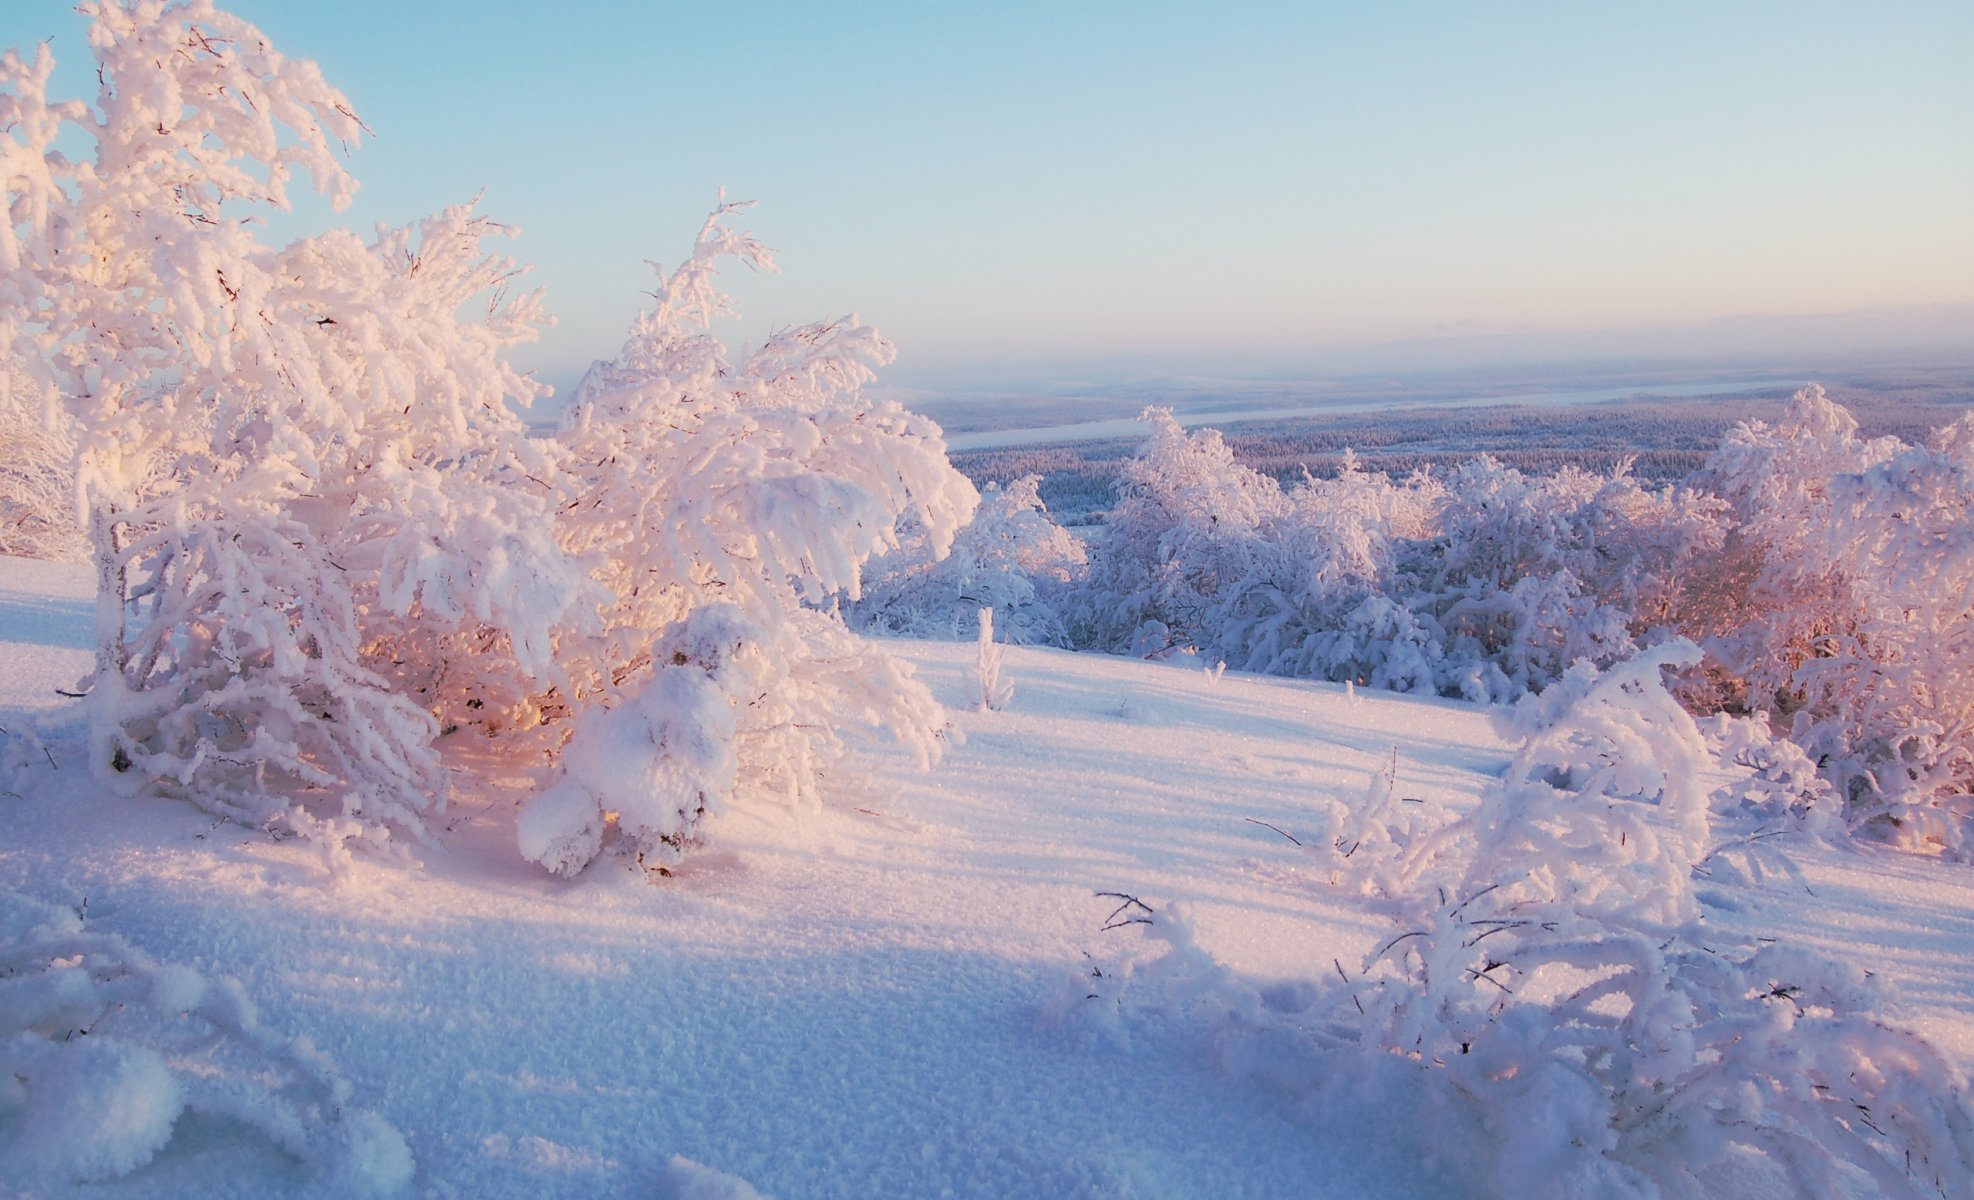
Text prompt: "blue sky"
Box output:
[[11, 1, 1973, 395]]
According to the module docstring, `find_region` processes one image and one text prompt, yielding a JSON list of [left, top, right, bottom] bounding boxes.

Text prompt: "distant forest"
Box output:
[[952, 372, 1974, 522]]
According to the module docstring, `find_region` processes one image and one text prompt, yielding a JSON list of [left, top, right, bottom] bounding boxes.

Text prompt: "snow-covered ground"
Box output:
[[4, 555, 1972, 1199]]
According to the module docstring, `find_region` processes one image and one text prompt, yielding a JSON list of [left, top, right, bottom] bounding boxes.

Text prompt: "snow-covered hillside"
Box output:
[[4, 556, 1973, 1198]]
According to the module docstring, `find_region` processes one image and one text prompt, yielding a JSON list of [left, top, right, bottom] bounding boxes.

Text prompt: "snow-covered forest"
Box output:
[[4, 3, 1973, 1197]]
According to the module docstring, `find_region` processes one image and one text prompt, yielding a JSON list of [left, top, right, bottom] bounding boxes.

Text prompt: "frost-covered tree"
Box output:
[[968, 606, 1013, 712], [1207, 453, 1444, 688], [1399, 458, 1722, 702], [4, 4, 969, 874], [1698, 385, 1974, 856], [517, 202, 977, 876], [1089, 643, 1974, 1198], [1068, 414, 1721, 703], [0, 357, 83, 560], [1346, 642, 1974, 1198], [1812, 418, 1974, 852], [1067, 408, 1285, 655], [0, 2, 586, 861], [852, 473, 1084, 647], [1690, 386, 1895, 705]]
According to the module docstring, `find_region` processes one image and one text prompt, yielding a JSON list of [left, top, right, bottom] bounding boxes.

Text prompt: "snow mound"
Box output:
[[0, 889, 411, 1192]]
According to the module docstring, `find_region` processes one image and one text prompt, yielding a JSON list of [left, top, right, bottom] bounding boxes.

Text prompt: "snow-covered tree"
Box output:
[[1400, 458, 1722, 702], [852, 474, 1084, 647], [1810, 417, 1974, 853], [1698, 385, 1974, 856], [968, 606, 1013, 712], [0, 3, 588, 862], [6, 5, 970, 874], [0, 357, 83, 560], [1068, 416, 1721, 703], [517, 202, 977, 875], [1089, 643, 1974, 1198], [1067, 408, 1285, 655], [1346, 642, 1974, 1198], [1207, 455, 1444, 687]]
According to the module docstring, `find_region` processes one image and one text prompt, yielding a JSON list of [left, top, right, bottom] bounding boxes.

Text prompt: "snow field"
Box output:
[[4, 557, 1972, 1197]]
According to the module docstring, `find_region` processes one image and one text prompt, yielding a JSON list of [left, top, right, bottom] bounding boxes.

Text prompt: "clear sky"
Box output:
[[9, 1, 1973, 396]]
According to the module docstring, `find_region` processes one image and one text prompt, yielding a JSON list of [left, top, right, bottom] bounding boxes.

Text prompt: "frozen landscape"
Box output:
[[5, 3, 1974, 1197], [6, 554, 1974, 1199]]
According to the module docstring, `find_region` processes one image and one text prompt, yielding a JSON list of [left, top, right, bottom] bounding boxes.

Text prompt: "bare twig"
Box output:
[[1244, 817, 1302, 846], [1444, 880, 1500, 919], [1333, 957, 1365, 1015], [1376, 930, 1427, 958], [1095, 891, 1154, 931]]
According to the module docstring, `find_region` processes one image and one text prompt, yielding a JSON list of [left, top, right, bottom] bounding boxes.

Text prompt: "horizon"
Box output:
[[7, 1, 1971, 399]]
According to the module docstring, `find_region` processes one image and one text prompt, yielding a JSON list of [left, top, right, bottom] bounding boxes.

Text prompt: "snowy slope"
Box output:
[[3, 555, 1971, 1199]]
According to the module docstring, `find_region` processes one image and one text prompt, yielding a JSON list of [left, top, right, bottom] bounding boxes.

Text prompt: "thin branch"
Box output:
[[1243, 817, 1302, 846], [1376, 930, 1427, 958], [1095, 891, 1154, 931], [1333, 958, 1364, 1015]]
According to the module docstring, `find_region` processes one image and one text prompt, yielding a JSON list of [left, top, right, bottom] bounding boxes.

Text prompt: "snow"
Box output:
[[3, 554, 1971, 1198], [1, 1038, 183, 1183]]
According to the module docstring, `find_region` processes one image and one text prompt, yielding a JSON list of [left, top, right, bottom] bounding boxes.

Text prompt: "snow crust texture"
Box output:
[[0, 884, 412, 1194], [6, 565, 1974, 1198]]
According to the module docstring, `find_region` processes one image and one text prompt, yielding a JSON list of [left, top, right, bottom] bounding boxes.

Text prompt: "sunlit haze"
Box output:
[[12, 1, 1972, 396]]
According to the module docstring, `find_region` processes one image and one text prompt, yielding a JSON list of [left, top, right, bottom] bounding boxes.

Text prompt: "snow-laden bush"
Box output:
[[968, 606, 1013, 712], [3, 5, 977, 874], [1207, 454, 1444, 687], [1698, 712, 1843, 844], [517, 203, 976, 875], [1699, 385, 1974, 857], [1, 2, 587, 863], [1342, 642, 1974, 1197], [1067, 413, 1723, 704], [1083, 644, 1974, 1198], [1812, 418, 1974, 853], [853, 474, 1083, 647], [0, 889, 411, 1192], [0, 360, 84, 561], [1401, 458, 1725, 702], [1066, 384, 1968, 860], [1298, 746, 1448, 900], [1066, 408, 1285, 655]]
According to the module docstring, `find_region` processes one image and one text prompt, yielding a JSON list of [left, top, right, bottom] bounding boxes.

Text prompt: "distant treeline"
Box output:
[[952, 383, 1971, 520]]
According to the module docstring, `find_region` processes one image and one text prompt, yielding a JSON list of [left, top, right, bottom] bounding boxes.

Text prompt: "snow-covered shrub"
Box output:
[[0, 889, 411, 1192], [1400, 458, 1721, 702], [1699, 385, 1974, 856], [853, 474, 1083, 647], [1087, 643, 1974, 1197], [5, 6, 974, 874], [1699, 711, 1842, 843], [1066, 419, 1723, 704], [1066, 408, 1284, 655], [1, 2, 588, 863], [1207, 456, 1445, 688], [0, 361, 83, 561], [519, 203, 976, 875], [1343, 642, 1974, 1198], [1693, 384, 1896, 711], [1301, 748, 1450, 900], [969, 606, 1013, 712]]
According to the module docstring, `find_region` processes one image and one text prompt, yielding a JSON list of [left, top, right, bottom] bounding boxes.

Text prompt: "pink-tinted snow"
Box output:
[[3, 556, 1970, 1198]]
